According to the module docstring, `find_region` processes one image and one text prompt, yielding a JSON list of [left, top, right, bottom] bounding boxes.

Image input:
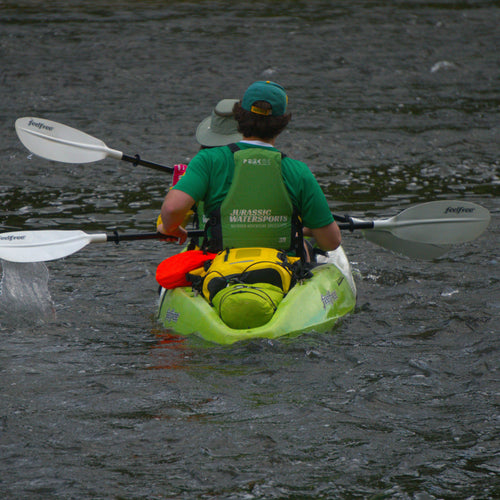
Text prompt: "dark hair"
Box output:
[[233, 101, 291, 140]]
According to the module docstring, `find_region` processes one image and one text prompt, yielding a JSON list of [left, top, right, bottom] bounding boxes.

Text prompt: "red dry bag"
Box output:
[[156, 250, 216, 289]]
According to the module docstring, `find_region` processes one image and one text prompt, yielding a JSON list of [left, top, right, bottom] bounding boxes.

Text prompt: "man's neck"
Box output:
[[241, 136, 276, 147]]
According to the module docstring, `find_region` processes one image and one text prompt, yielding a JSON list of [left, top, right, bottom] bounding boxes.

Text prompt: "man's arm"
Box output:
[[310, 222, 341, 251], [158, 189, 196, 244]]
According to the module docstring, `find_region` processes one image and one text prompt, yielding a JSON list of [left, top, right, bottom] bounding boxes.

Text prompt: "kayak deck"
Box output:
[[157, 246, 356, 345]]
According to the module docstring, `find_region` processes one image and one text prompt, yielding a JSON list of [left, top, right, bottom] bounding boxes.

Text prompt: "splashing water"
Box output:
[[0, 260, 55, 327]]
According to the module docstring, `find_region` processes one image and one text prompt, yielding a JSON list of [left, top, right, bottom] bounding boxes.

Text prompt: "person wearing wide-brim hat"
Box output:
[[156, 98, 242, 231], [159, 80, 341, 255], [195, 99, 242, 148], [170, 99, 241, 184]]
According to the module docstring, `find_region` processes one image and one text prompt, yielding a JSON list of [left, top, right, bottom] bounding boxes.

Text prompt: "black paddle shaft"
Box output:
[[333, 214, 374, 231], [337, 221, 374, 231], [106, 230, 204, 244], [104, 219, 373, 245], [121, 154, 174, 174]]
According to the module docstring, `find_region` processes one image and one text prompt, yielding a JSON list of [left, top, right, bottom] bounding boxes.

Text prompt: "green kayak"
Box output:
[[157, 246, 356, 345]]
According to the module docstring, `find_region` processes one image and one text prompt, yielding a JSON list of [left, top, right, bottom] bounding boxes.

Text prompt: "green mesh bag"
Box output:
[[212, 282, 285, 329]]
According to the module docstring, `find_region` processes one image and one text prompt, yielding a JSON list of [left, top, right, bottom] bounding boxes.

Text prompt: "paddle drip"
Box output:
[[0, 260, 55, 326]]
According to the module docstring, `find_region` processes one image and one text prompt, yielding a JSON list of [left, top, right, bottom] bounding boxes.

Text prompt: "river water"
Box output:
[[1, 1, 499, 498]]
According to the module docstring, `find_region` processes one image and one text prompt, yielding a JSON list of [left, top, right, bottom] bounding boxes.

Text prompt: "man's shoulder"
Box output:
[[281, 154, 309, 170], [191, 145, 233, 163]]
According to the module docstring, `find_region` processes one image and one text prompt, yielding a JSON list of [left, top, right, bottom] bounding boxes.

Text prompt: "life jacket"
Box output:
[[204, 144, 304, 256]]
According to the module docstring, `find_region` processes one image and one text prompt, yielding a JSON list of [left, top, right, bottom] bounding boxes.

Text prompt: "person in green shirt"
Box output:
[[159, 81, 341, 254]]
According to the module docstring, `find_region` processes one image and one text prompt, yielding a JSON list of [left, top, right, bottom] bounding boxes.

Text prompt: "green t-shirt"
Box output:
[[173, 143, 334, 229]]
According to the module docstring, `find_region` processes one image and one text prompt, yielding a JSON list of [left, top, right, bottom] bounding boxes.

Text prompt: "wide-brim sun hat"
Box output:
[[195, 98, 243, 147]]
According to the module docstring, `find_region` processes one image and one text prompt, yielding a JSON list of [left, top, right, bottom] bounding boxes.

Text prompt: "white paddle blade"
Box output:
[[15, 117, 123, 164], [0, 230, 107, 262], [375, 201, 490, 245], [362, 230, 451, 260]]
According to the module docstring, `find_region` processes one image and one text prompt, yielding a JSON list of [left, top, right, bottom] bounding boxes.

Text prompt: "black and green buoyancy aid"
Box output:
[[206, 145, 302, 252]]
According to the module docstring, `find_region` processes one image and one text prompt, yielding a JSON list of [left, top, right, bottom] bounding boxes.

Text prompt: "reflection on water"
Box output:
[[323, 160, 499, 207], [148, 328, 190, 371]]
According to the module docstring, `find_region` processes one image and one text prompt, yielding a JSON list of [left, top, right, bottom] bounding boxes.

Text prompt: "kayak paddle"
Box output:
[[15, 117, 173, 174], [334, 200, 490, 259], [0, 230, 204, 263], [0, 201, 489, 262]]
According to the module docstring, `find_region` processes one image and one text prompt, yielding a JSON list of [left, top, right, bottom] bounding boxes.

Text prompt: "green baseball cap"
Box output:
[[241, 81, 288, 117]]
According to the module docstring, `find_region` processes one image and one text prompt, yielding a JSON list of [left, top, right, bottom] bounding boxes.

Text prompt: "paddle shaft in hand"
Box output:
[[0, 201, 490, 262], [15, 117, 173, 173]]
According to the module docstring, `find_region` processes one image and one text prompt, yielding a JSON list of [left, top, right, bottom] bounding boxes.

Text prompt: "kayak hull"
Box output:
[[157, 246, 356, 345]]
